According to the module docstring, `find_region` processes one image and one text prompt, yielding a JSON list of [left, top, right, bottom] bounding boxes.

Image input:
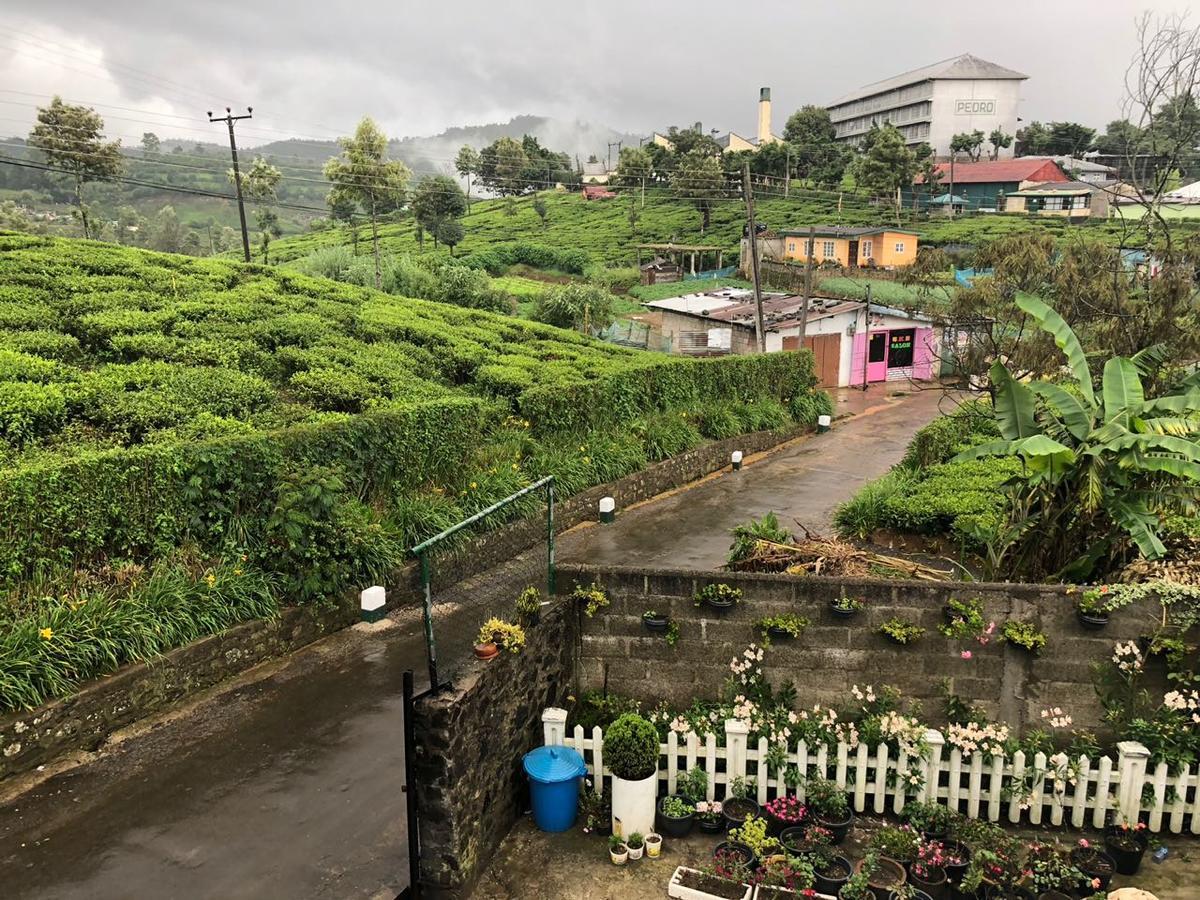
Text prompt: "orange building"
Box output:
[[778, 226, 919, 269]]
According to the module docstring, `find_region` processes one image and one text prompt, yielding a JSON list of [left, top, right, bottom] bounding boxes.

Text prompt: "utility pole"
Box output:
[[785, 147, 791, 198], [741, 162, 766, 353], [947, 152, 956, 220], [860, 283, 872, 391], [209, 106, 253, 262], [799, 225, 815, 344]]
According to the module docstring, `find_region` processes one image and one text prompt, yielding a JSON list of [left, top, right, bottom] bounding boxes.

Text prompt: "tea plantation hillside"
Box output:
[[265, 189, 1169, 268], [0, 232, 827, 711]]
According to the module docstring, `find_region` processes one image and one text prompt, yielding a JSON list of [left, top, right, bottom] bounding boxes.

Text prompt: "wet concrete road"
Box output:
[[561, 386, 953, 569], [0, 384, 948, 899]]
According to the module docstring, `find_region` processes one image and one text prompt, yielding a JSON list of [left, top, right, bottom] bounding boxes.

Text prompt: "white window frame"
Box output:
[[822, 240, 835, 258], [862, 240, 873, 259], [787, 241, 796, 253], [894, 241, 905, 253]]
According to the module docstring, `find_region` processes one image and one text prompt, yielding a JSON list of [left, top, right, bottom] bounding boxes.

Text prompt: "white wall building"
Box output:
[[826, 54, 1026, 158]]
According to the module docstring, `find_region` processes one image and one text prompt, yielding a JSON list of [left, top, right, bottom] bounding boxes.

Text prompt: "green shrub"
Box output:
[[833, 468, 918, 539], [901, 401, 999, 469], [637, 412, 703, 461], [0, 382, 67, 444], [882, 459, 1019, 537], [790, 389, 833, 426], [604, 713, 659, 780], [533, 282, 617, 331], [691, 402, 743, 440]]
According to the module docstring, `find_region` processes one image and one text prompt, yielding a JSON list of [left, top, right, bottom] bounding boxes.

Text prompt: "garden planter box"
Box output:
[[668, 866, 752, 900], [612, 771, 657, 837]]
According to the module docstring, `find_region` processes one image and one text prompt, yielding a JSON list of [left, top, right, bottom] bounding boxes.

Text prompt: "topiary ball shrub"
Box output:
[[605, 713, 659, 781]]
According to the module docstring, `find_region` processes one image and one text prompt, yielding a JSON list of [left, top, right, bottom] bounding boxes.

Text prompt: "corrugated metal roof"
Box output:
[[917, 159, 1068, 185], [1009, 181, 1095, 196], [829, 53, 1027, 108], [778, 226, 919, 238]]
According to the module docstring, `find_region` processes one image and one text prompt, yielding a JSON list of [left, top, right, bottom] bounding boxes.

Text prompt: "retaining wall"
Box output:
[[557, 564, 1161, 733]]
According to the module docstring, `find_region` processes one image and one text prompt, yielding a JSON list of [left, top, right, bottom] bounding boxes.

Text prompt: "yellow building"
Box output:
[[778, 227, 919, 269]]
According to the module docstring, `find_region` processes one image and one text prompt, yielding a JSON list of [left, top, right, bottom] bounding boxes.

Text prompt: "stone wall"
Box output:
[[558, 564, 1160, 733], [0, 601, 354, 779], [412, 600, 579, 898]]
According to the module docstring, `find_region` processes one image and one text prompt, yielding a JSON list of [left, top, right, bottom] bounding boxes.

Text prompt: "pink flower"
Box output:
[[960, 650, 973, 660], [1078, 838, 1090, 848]]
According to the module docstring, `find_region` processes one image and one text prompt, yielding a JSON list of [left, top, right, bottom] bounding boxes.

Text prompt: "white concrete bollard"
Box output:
[[360, 585, 386, 623], [599, 496, 616, 524], [817, 414, 831, 434], [731, 450, 743, 471]]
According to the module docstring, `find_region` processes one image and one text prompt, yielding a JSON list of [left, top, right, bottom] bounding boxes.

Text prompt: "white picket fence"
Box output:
[[542, 708, 1200, 834]]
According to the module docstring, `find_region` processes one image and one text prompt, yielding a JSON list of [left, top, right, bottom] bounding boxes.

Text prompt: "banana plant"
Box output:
[[956, 292, 1200, 579]]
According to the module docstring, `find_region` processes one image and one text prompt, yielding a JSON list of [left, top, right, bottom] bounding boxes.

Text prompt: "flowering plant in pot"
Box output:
[[830, 595, 865, 619], [762, 794, 806, 836], [1068, 838, 1115, 890], [1103, 819, 1148, 875], [787, 825, 852, 895], [642, 609, 670, 632], [853, 850, 907, 900], [695, 582, 743, 615], [878, 617, 925, 645], [695, 800, 725, 834], [713, 841, 758, 873], [900, 801, 950, 840], [476, 617, 525, 655], [1076, 586, 1111, 629], [838, 863, 875, 900], [656, 794, 695, 839], [515, 586, 542, 626], [607, 833, 628, 865], [758, 855, 816, 897], [804, 777, 853, 844], [1025, 841, 1087, 897], [868, 824, 919, 867], [728, 815, 780, 861], [605, 713, 659, 837], [906, 840, 949, 898], [722, 775, 761, 829], [757, 613, 810, 646]]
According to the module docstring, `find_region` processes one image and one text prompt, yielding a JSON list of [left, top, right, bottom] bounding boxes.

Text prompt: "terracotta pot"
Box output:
[[473, 641, 499, 660]]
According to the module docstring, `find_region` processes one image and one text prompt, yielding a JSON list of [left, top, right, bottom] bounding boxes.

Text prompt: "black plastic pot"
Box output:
[[907, 864, 947, 900], [1103, 833, 1147, 875], [705, 596, 737, 616], [817, 809, 854, 844], [762, 805, 805, 837], [779, 825, 807, 855], [642, 613, 670, 633], [656, 795, 695, 838], [767, 625, 794, 640], [1077, 609, 1109, 630], [722, 796, 760, 829], [814, 856, 853, 895], [697, 813, 726, 834], [830, 600, 858, 619], [714, 840, 757, 871], [1036, 892, 1073, 900], [1069, 847, 1115, 890], [939, 840, 970, 886], [890, 893, 931, 900]]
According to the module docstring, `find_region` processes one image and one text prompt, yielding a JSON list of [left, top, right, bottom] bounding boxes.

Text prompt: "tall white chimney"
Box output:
[[758, 87, 772, 144]]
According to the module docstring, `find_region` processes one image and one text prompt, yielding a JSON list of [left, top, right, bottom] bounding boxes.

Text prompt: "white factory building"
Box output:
[[826, 53, 1027, 158]]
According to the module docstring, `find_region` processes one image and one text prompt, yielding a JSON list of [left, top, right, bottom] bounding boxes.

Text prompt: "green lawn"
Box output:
[[815, 276, 954, 310]]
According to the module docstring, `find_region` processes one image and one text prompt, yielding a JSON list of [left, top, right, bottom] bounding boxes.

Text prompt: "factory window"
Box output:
[[822, 241, 835, 257]]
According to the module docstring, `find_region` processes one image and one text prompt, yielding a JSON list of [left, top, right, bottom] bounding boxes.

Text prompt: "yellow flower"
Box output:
[[511, 463, 519, 471], [39, 627, 53, 640], [470, 481, 478, 490], [233, 568, 243, 576], [205, 573, 216, 587], [579, 446, 586, 452], [583, 456, 591, 464]]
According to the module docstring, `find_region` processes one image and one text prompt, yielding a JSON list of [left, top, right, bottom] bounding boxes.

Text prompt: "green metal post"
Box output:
[[546, 481, 555, 597], [420, 551, 438, 690]]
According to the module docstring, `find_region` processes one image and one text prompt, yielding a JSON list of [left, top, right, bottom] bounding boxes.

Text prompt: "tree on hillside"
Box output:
[[454, 145, 480, 212], [987, 128, 1012, 160], [663, 125, 722, 158], [670, 150, 725, 233], [478, 135, 528, 195], [141, 132, 160, 155], [323, 117, 411, 289], [1046, 121, 1096, 155], [436, 219, 465, 255], [950, 130, 985, 162], [411, 174, 468, 249], [1015, 121, 1052, 155], [327, 189, 360, 255], [532, 196, 548, 230], [116, 205, 147, 246], [255, 210, 283, 264], [852, 124, 917, 223], [915, 142, 943, 203], [233, 157, 283, 264], [28, 96, 123, 240], [1092, 119, 1143, 157], [533, 282, 616, 332], [614, 146, 652, 190], [749, 141, 791, 180], [146, 204, 187, 253], [782, 106, 848, 186]]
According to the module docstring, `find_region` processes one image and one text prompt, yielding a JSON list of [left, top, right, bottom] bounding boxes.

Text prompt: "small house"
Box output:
[[916, 158, 1069, 208], [1004, 181, 1106, 218], [777, 226, 920, 269], [639, 258, 681, 286]]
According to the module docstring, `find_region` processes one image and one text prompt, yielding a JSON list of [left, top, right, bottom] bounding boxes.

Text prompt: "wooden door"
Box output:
[[784, 333, 840, 387]]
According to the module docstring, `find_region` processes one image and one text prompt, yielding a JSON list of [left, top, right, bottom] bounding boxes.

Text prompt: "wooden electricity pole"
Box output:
[[799, 225, 815, 343], [209, 106, 253, 262], [742, 162, 766, 352]]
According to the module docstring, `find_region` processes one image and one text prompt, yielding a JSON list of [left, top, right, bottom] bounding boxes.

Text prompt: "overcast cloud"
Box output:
[[0, 1, 1193, 152]]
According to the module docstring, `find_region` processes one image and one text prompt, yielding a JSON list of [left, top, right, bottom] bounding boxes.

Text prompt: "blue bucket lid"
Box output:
[[523, 745, 586, 784]]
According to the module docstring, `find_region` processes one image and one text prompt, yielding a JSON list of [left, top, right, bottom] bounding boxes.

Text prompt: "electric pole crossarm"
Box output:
[[209, 106, 254, 263]]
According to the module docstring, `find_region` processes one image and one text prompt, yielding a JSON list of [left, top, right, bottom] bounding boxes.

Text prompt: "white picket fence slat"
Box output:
[[542, 707, 1197, 834]]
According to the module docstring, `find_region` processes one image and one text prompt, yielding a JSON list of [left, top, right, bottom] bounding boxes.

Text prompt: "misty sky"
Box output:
[[0, 1, 1193, 153]]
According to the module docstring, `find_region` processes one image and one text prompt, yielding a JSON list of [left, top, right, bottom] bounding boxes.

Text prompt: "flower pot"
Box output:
[[698, 813, 726, 834], [1103, 833, 1146, 875], [907, 864, 947, 900], [715, 841, 757, 872], [814, 856, 853, 895], [816, 809, 853, 845], [1069, 847, 1115, 890], [612, 771, 658, 838], [643, 613, 670, 633], [610, 844, 629, 865], [646, 832, 662, 858], [657, 795, 696, 839], [762, 797, 805, 836], [830, 601, 858, 619], [938, 841, 970, 886], [767, 626, 793, 640], [628, 841, 645, 860], [668, 866, 753, 900], [705, 596, 737, 616], [722, 796, 760, 830], [473, 641, 498, 660], [779, 826, 807, 855], [1077, 609, 1109, 630], [855, 855, 905, 900], [890, 892, 931, 900]]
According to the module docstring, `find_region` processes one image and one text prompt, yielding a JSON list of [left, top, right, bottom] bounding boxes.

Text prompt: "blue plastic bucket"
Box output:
[[523, 745, 587, 832]]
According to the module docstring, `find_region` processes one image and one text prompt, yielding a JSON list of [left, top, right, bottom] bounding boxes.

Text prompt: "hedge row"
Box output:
[[459, 241, 591, 276]]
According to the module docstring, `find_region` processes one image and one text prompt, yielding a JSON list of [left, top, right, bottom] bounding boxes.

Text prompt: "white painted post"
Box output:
[[1071, 756, 1091, 828], [543, 707, 567, 746], [923, 729, 945, 805], [1029, 752, 1048, 825], [1093, 755, 1114, 829], [667, 731, 679, 795], [947, 748, 963, 812], [756, 737, 769, 804], [853, 743, 868, 812], [1169, 765, 1188, 833], [598, 496, 616, 524], [725, 719, 750, 796], [705, 733, 718, 801], [987, 753, 1004, 822], [873, 744, 888, 813], [1116, 740, 1152, 827], [1149, 760, 1169, 831], [360, 585, 386, 622], [731, 450, 744, 471], [967, 752, 983, 820], [591, 726, 604, 793], [1008, 751, 1026, 824]]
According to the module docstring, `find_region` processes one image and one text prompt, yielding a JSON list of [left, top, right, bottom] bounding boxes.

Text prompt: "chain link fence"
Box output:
[[411, 477, 555, 689]]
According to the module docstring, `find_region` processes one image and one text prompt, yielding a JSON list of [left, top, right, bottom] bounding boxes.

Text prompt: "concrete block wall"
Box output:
[[558, 565, 1162, 734]]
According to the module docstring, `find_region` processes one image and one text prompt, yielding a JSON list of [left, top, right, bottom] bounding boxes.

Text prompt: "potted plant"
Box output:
[[790, 825, 851, 895], [830, 596, 865, 619], [888, 887, 932, 900], [838, 855, 877, 900], [515, 586, 541, 626], [936, 839, 970, 887], [756, 855, 816, 898], [658, 794, 696, 839], [714, 840, 758, 872], [907, 840, 949, 899], [696, 800, 726, 834], [645, 832, 663, 859], [1069, 839, 1115, 890], [696, 583, 743, 615], [476, 617, 526, 655], [473, 638, 498, 660], [626, 831, 645, 861], [757, 613, 810, 645], [723, 776, 761, 829], [579, 781, 612, 836], [938, 597, 987, 641], [854, 851, 906, 900], [608, 833, 629, 865], [1076, 586, 1111, 630], [605, 712, 660, 837], [805, 777, 853, 844], [1000, 619, 1046, 656], [573, 581, 609, 617], [868, 825, 919, 868], [1025, 841, 1087, 898], [643, 609, 670, 633], [901, 801, 950, 841], [669, 863, 752, 900], [1104, 820, 1149, 875], [762, 795, 806, 836], [878, 617, 925, 645]]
